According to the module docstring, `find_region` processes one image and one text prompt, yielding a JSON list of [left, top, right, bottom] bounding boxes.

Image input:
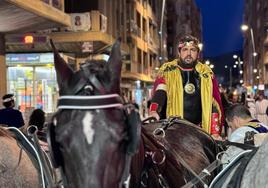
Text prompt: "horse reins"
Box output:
[[143, 117, 221, 188]]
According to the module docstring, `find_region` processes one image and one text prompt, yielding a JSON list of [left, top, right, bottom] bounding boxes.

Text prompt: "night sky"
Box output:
[[195, 0, 244, 57]]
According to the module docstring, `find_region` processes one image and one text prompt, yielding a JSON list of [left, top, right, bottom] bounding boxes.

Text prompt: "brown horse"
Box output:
[[47, 39, 141, 188], [0, 127, 40, 187], [130, 117, 219, 188]]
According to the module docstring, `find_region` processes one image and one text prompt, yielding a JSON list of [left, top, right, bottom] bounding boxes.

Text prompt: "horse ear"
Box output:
[[108, 38, 122, 93], [50, 39, 74, 92]]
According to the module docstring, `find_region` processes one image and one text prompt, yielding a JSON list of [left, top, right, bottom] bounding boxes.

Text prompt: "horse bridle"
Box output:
[[49, 95, 140, 187], [57, 94, 123, 110]]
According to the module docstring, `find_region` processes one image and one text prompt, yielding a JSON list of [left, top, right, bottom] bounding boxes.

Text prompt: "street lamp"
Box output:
[[204, 60, 214, 69], [159, 0, 166, 64], [241, 24, 259, 86], [233, 54, 243, 85], [209, 64, 214, 69], [225, 65, 233, 88], [241, 24, 257, 56]]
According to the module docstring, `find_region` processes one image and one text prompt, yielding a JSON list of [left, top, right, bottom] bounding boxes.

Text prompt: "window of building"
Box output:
[[149, 54, 153, 67], [116, 9, 120, 30], [137, 48, 142, 73], [126, 63, 131, 71], [143, 17, 147, 32], [143, 52, 148, 74], [136, 11, 141, 28]]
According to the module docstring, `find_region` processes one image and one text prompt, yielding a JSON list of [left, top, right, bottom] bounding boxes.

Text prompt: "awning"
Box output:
[[5, 31, 129, 57], [0, 0, 71, 34]]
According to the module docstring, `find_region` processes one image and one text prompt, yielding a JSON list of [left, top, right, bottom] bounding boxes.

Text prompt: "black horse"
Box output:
[[47, 39, 141, 188], [130, 117, 219, 188]]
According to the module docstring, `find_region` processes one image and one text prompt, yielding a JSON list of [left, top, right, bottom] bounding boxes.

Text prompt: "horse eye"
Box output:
[[84, 85, 93, 91]]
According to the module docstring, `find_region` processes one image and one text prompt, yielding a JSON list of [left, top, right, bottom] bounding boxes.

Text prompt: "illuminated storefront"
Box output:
[[6, 53, 58, 113]]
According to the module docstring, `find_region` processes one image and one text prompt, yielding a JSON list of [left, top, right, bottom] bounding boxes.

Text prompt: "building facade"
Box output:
[[3, 0, 164, 113], [166, 0, 202, 60], [243, 0, 268, 91], [2, 0, 202, 115]]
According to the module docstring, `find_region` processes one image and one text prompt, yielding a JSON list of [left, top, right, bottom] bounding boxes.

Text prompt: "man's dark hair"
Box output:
[[225, 104, 252, 121], [2, 94, 14, 108]]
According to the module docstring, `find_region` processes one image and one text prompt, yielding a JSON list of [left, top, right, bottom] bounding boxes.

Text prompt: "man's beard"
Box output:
[[179, 56, 197, 68]]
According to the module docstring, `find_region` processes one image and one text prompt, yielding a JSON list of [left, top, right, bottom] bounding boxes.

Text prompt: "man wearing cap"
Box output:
[[0, 94, 24, 128], [149, 35, 224, 139]]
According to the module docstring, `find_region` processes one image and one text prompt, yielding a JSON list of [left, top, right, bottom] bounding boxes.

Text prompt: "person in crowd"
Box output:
[[255, 90, 268, 125], [228, 90, 239, 104], [240, 92, 246, 105], [142, 98, 147, 118], [219, 86, 232, 137], [225, 104, 268, 142], [246, 94, 256, 119], [0, 94, 24, 128], [28, 108, 47, 142], [131, 100, 140, 111], [221, 104, 268, 168], [149, 34, 224, 138]]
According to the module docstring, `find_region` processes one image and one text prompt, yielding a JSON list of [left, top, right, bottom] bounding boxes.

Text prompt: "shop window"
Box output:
[[7, 66, 57, 113]]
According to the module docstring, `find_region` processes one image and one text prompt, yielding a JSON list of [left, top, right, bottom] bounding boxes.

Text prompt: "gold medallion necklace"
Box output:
[[184, 71, 195, 94]]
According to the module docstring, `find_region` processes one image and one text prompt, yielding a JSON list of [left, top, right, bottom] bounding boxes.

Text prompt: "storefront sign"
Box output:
[[40, 53, 54, 63], [6, 53, 54, 65]]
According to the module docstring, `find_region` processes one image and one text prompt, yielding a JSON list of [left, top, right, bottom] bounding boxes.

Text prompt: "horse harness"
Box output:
[[47, 70, 141, 187], [140, 117, 220, 188], [208, 139, 259, 188], [5, 127, 48, 188]]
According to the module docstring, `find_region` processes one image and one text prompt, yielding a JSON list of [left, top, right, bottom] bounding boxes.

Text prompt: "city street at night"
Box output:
[[0, 0, 268, 187]]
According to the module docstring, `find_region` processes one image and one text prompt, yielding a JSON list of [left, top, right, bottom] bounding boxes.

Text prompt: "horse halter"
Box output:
[[48, 87, 141, 187], [47, 93, 124, 168]]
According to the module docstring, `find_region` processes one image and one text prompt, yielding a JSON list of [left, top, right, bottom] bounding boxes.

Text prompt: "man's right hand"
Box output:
[[149, 111, 160, 121]]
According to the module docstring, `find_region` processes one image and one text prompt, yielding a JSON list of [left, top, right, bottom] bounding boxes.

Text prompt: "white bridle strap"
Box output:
[[57, 94, 124, 110]]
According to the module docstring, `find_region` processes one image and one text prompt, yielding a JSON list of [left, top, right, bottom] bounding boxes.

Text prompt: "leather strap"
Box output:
[[181, 159, 222, 188], [57, 94, 123, 110]]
